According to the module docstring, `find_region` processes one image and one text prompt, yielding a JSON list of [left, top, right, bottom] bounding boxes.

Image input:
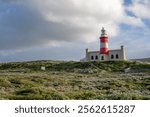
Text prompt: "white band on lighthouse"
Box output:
[[100, 43, 108, 48]]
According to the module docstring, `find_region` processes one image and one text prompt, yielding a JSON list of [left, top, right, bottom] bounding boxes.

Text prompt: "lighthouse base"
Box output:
[[81, 46, 126, 62], [100, 54, 109, 61]]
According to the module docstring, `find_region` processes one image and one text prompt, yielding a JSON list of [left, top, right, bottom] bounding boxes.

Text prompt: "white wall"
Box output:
[[86, 49, 125, 61], [88, 52, 100, 61], [109, 50, 122, 61]]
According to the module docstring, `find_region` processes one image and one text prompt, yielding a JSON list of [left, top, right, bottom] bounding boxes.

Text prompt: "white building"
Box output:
[[81, 27, 126, 62]]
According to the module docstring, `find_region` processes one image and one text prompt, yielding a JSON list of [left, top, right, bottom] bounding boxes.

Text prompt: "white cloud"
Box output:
[[122, 16, 145, 27], [0, 0, 127, 51], [127, 0, 150, 20], [33, 0, 126, 38], [0, 0, 148, 53]]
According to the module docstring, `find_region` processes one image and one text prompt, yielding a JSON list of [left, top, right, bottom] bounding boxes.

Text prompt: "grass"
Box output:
[[0, 60, 150, 100]]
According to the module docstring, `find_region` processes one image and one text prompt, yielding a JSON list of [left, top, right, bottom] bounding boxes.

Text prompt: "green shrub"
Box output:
[[0, 79, 11, 87]]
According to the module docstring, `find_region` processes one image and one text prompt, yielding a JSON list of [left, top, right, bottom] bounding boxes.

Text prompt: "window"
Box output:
[[95, 55, 98, 60], [91, 56, 94, 60], [111, 55, 114, 59], [101, 56, 104, 60], [116, 54, 119, 59]]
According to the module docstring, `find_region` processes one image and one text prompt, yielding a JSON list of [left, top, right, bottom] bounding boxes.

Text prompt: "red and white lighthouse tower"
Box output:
[[100, 27, 109, 61]]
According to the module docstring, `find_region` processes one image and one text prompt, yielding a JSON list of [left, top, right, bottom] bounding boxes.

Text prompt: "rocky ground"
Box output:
[[0, 60, 149, 100]]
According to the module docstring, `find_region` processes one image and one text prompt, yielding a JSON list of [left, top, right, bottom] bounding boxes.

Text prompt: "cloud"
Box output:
[[0, 0, 132, 51], [126, 0, 150, 20], [121, 16, 145, 27]]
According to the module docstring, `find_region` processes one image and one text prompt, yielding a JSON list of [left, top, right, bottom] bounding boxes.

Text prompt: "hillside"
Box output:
[[0, 60, 150, 100]]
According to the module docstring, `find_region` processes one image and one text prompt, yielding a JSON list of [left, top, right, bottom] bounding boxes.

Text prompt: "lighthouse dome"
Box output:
[[101, 27, 108, 37]]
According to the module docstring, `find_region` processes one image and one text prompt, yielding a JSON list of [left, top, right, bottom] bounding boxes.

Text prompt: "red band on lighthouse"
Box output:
[[100, 27, 109, 56], [100, 37, 108, 43], [100, 48, 109, 54]]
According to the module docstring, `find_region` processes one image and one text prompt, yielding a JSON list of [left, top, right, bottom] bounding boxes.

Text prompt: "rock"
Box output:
[[74, 69, 95, 74], [124, 68, 131, 73], [41, 66, 46, 71]]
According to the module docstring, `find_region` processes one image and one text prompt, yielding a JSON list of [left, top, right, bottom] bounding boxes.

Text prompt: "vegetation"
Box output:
[[0, 60, 149, 100]]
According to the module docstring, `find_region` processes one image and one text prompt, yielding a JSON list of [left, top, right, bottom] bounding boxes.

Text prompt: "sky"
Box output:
[[0, 0, 150, 62]]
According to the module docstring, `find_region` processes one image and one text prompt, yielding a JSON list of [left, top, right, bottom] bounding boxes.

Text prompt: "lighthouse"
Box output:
[[81, 27, 126, 62], [100, 27, 109, 61]]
